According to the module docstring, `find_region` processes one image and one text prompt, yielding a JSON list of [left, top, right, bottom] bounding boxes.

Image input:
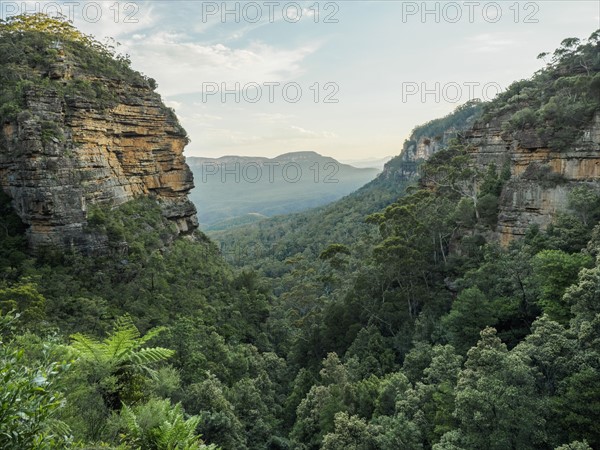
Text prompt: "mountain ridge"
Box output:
[[187, 151, 380, 230]]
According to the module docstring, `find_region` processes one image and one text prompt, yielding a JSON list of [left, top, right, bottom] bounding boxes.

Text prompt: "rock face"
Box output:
[[389, 103, 600, 246], [0, 70, 198, 252], [464, 111, 600, 245], [381, 105, 481, 183], [404, 129, 461, 162]]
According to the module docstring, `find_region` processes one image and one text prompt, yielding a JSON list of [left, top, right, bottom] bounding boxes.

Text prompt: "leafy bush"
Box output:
[[505, 107, 537, 131], [0, 312, 72, 449], [521, 162, 567, 187]]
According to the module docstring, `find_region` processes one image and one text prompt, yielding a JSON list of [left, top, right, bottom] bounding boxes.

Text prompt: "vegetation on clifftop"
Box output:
[[0, 14, 158, 122], [485, 30, 600, 150]]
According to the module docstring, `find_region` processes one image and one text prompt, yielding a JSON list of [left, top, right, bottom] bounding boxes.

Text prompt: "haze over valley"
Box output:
[[187, 151, 380, 230]]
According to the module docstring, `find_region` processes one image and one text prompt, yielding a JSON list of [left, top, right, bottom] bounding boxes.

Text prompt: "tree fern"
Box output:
[[69, 315, 174, 409], [104, 315, 142, 361], [70, 333, 105, 363], [119, 399, 219, 450]]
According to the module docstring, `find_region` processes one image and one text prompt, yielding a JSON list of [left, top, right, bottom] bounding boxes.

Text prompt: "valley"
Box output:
[[187, 152, 379, 230], [0, 12, 599, 450]]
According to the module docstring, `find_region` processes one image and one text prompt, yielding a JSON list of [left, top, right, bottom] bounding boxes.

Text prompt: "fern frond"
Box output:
[[137, 326, 167, 346], [70, 333, 104, 362], [42, 418, 73, 443], [112, 315, 140, 339], [121, 403, 141, 442], [128, 347, 175, 367], [104, 316, 141, 360], [156, 403, 204, 450]]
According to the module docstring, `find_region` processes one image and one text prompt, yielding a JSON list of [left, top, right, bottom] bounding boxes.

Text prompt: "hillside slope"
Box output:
[[210, 101, 483, 273]]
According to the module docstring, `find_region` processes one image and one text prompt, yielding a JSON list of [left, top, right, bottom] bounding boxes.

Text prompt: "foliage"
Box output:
[[442, 287, 497, 354], [487, 30, 600, 151], [0, 279, 47, 325], [404, 100, 483, 153], [0, 192, 28, 278], [117, 399, 218, 450], [70, 315, 174, 410], [0, 13, 160, 127], [531, 250, 592, 323], [447, 327, 546, 449], [0, 311, 72, 449], [321, 412, 377, 450]]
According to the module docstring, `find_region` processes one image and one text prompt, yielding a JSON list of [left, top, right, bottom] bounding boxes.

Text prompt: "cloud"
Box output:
[[164, 100, 182, 110], [71, 0, 158, 41], [191, 113, 223, 121], [253, 112, 295, 123], [120, 35, 318, 97], [289, 126, 335, 139], [464, 33, 519, 53]]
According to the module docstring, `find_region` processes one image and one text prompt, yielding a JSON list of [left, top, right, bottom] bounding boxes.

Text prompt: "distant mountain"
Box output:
[[210, 101, 485, 270], [339, 155, 393, 169], [187, 151, 379, 230], [206, 212, 269, 231]]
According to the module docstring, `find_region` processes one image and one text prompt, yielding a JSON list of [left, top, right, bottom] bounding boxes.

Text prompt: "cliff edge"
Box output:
[[0, 15, 198, 252], [390, 31, 600, 245]]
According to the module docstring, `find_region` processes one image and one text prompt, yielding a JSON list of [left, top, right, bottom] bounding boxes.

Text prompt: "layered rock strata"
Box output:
[[0, 71, 198, 252]]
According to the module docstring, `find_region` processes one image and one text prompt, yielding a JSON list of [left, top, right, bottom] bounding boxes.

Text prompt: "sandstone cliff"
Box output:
[[389, 32, 600, 246], [394, 109, 600, 245], [0, 19, 198, 252], [465, 111, 600, 245], [379, 101, 482, 183]]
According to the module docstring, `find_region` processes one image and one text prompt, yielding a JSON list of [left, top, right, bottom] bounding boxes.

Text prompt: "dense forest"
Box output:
[[1, 14, 600, 450]]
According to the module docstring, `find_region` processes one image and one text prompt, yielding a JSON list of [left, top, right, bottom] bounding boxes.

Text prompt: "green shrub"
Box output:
[[505, 107, 537, 131]]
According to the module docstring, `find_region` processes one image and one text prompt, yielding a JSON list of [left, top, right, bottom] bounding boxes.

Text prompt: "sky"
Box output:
[[3, 1, 599, 160]]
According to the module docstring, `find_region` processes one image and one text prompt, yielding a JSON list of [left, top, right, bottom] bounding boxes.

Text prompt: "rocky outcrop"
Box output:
[[387, 101, 600, 246], [0, 64, 198, 252], [464, 111, 600, 245], [381, 104, 481, 183]]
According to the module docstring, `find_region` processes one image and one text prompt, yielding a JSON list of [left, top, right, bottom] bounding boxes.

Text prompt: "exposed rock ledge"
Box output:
[[465, 111, 600, 245], [0, 76, 198, 253]]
